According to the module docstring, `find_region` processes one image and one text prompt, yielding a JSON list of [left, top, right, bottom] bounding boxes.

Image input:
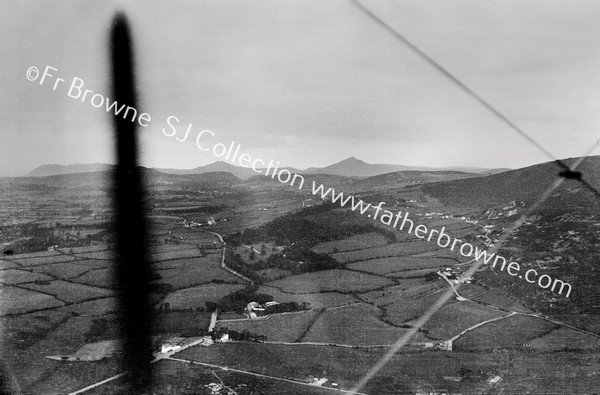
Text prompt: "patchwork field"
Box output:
[[331, 240, 441, 263], [177, 343, 506, 394], [311, 232, 390, 254], [160, 283, 246, 310], [217, 310, 321, 342], [267, 269, 394, 294], [0, 269, 53, 285], [453, 314, 559, 351], [154, 256, 245, 288], [421, 301, 509, 340], [7, 254, 80, 267], [301, 303, 428, 346], [527, 326, 600, 352], [73, 268, 117, 289], [21, 280, 114, 303], [380, 292, 457, 326], [0, 286, 64, 314], [348, 256, 447, 276], [28, 260, 105, 279], [256, 286, 359, 309]]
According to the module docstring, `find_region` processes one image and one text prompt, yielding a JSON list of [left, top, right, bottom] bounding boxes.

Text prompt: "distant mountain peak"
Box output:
[[27, 163, 114, 177], [339, 156, 367, 164]]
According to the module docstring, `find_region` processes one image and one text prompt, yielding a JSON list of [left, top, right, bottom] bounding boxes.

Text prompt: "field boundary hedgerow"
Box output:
[[309, 182, 572, 298], [27, 64, 572, 298]]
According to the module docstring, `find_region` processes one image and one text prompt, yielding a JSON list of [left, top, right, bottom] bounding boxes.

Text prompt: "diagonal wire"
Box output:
[[346, 3, 600, 392], [349, 140, 600, 394], [349, 0, 570, 171], [350, 0, 600, 199], [561, 141, 600, 199]]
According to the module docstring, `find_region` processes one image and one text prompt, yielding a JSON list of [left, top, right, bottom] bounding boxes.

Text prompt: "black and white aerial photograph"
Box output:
[[2, 1, 600, 394]]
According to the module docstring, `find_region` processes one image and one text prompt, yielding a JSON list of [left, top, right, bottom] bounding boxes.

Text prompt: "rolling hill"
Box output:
[[26, 158, 505, 180], [421, 155, 600, 209], [27, 163, 115, 177], [303, 157, 506, 177]]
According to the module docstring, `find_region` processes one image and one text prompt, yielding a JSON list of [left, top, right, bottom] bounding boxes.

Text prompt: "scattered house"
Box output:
[[245, 301, 265, 319], [198, 336, 214, 347], [218, 333, 230, 343], [207, 217, 217, 226], [308, 377, 328, 386], [488, 375, 502, 384], [161, 343, 182, 353]]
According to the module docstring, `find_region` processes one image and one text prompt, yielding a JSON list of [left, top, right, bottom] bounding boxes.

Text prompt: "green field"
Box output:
[[267, 269, 394, 294], [302, 304, 429, 346], [161, 283, 246, 310]]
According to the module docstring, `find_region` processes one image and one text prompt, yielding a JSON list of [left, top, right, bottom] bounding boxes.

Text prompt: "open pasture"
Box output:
[[527, 326, 599, 351], [379, 291, 456, 326], [311, 232, 389, 254], [302, 303, 427, 346], [178, 343, 505, 395], [453, 314, 559, 351], [7, 253, 80, 267], [498, 352, 600, 394], [154, 257, 244, 287], [0, 286, 64, 314], [468, 289, 525, 311], [362, 282, 442, 306], [72, 268, 117, 289], [331, 240, 441, 263], [387, 268, 443, 279], [22, 280, 115, 303], [267, 269, 393, 294], [149, 247, 202, 262], [422, 301, 508, 340], [217, 310, 321, 342], [58, 244, 109, 254], [28, 260, 105, 279], [5, 250, 63, 259], [347, 256, 448, 276], [62, 297, 119, 317], [257, 286, 359, 309], [160, 283, 245, 310], [0, 269, 53, 285], [72, 250, 112, 260], [0, 260, 18, 269]]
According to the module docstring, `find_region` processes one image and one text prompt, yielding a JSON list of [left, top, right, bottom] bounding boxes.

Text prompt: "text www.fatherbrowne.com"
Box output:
[[27, 64, 572, 298]]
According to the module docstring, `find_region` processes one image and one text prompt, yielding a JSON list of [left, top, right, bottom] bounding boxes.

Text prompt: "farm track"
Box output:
[[165, 356, 368, 395], [438, 272, 600, 342]]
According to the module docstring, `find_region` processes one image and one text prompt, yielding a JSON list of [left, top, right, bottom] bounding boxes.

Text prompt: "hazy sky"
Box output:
[[3, 0, 600, 176]]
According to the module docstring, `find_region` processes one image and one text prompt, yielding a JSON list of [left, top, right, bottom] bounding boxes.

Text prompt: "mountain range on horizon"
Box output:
[[25, 157, 510, 179]]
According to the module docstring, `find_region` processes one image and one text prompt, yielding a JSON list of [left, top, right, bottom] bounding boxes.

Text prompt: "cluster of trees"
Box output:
[[205, 285, 273, 313], [204, 286, 308, 315], [255, 246, 343, 274], [264, 301, 309, 314], [227, 202, 397, 249], [224, 250, 263, 283], [3, 223, 64, 254], [211, 326, 266, 342], [220, 201, 403, 282]]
